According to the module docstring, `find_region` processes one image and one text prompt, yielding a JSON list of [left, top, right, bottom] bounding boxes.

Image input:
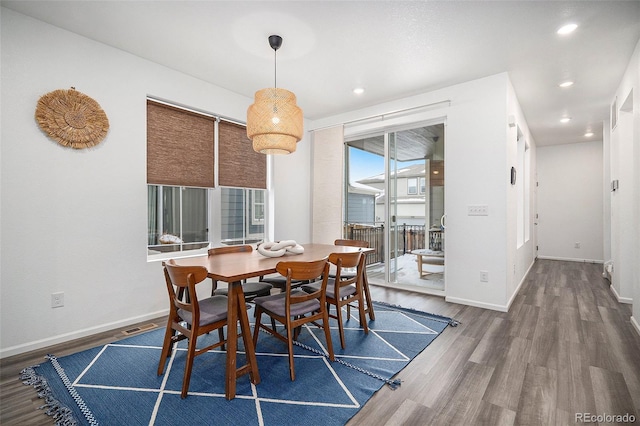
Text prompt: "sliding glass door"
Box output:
[[387, 132, 399, 283], [344, 123, 446, 295]]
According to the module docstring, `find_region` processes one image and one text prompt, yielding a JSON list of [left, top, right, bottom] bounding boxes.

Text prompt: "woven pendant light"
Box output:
[[247, 35, 303, 154]]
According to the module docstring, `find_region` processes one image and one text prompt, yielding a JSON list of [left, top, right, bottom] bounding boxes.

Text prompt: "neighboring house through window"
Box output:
[[221, 188, 265, 245], [406, 176, 426, 195], [407, 177, 418, 195], [148, 185, 209, 253]]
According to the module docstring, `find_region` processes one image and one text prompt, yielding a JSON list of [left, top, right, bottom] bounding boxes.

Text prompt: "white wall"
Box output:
[[0, 9, 311, 357], [607, 38, 640, 325], [537, 141, 604, 263], [311, 73, 537, 312], [506, 80, 537, 304], [603, 119, 612, 264], [272, 124, 312, 244]]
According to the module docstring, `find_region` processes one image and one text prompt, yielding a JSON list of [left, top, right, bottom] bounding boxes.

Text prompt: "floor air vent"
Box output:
[[122, 323, 158, 335]]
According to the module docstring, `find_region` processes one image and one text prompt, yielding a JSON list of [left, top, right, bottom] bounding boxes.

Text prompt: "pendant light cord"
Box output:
[[274, 48, 278, 90]]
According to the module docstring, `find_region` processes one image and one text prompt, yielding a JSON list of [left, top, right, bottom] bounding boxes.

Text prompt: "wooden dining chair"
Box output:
[[252, 258, 335, 381], [208, 245, 273, 300], [334, 239, 375, 321], [302, 251, 369, 349], [158, 260, 229, 398], [332, 239, 369, 278], [334, 238, 369, 248]]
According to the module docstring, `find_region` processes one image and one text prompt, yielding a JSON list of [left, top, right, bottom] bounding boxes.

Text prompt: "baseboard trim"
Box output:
[[609, 284, 633, 304], [506, 260, 535, 311], [445, 296, 508, 312], [537, 256, 603, 264], [631, 316, 640, 338], [0, 309, 168, 359]]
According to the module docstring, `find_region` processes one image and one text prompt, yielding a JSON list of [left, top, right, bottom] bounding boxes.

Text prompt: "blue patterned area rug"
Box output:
[[22, 302, 455, 426]]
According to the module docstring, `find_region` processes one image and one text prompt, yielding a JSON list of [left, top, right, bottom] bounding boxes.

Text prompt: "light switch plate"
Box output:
[[468, 205, 489, 216]]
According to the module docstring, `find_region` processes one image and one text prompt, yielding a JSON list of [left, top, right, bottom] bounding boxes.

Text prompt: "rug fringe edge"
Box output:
[[373, 301, 459, 326], [20, 365, 79, 426]]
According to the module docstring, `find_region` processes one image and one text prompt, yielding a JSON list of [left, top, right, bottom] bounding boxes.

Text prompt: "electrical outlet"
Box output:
[[51, 292, 64, 308], [480, 271, 489, 282], [574, 242, 581, 249]]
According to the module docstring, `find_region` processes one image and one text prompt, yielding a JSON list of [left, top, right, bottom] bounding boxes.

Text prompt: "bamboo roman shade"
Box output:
[[218, 120, 266, 189], [147, 100, 215, 188]]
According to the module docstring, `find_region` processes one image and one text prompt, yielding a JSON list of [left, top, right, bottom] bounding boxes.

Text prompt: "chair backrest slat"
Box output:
[[164, 259, 209, 287], [163, 260, 209, 321], [328, 251, 363, 290], [276, 259, 329, 305], [334, 239, 369, 248]]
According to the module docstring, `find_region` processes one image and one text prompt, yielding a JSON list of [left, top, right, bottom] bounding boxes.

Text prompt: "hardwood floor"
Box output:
[[1, 259, 639, 425], [350, 260, 640, 425]]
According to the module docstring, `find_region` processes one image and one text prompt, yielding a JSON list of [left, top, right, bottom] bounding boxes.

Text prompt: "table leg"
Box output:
[[225, 282, 238, 400], [224, 281, 261, 400], [236, 286, 260, 385]]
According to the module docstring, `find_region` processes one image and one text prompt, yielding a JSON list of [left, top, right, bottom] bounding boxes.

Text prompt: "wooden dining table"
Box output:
[[171, 242, 375, 400]]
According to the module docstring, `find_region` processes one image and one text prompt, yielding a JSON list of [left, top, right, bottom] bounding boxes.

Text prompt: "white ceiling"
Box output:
[[3, 1, 639, 146]]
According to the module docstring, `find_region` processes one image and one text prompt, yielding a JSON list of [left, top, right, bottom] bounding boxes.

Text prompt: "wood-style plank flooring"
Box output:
[[2, 260, 639, 425]]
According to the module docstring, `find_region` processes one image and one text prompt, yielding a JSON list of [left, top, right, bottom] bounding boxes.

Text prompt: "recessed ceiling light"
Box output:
[[584, 132, 594, 137], [559, 81, 574, 88], [557, 23, 578, 35], [353, 87, 365, 95], [433, 170, 439, 175], [560, 117, 572, 123]]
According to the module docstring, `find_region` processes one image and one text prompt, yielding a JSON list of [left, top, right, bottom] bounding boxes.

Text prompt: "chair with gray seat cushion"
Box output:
[[208, 245, 273, 300], [333, 239, 375, 321], [252, 258, 335, 381], [302, 251, 368, 349], [256, 275, 305, 292], [158, 260, 229, 398]]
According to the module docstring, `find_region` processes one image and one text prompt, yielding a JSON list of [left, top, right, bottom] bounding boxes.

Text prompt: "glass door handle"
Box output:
[[440, 214, 446, 229]]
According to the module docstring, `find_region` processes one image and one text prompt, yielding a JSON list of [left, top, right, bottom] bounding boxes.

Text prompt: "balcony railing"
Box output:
[[344, 223, 385, 265], [344, 222, 442, 265]]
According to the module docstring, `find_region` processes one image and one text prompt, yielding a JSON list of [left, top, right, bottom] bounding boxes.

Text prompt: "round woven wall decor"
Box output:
[[35, 88, 109, 149]]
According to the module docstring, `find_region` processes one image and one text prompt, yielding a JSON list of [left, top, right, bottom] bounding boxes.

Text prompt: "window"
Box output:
[[221, 188, 265, 245], [419, 177, 426, 194], [148, 185, 209, 254], [407, 178, 418, 195], [217, 120, 267, 246], [147, 98, 268, 256], [252, 190, 265, 225]]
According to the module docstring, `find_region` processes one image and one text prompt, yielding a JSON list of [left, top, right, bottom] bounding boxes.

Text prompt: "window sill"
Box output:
[[147, 246, 210, 263]]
